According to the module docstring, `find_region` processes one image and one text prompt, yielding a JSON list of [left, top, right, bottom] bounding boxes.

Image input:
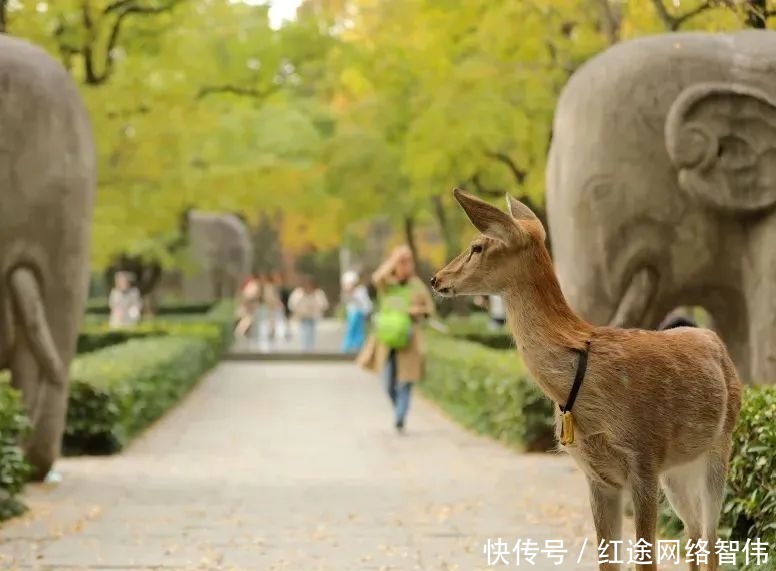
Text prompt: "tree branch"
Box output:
[[746, 0, 769, 28], [595, 0, 621, 44], [92, 1, 182, 85], [0, 0, 7, 33], [104, 0, 136, 14], [106, 104, 150, 119], [196, 84, 281, 100], [484, 151, 527, 185], [77, 0, 184, 86], [650, 0, 716, 31], [468, 173, 501, 198]]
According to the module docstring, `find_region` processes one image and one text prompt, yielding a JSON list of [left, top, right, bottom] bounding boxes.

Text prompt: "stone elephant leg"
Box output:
[[10, 333, 40, 422], [9, 266, 68, 480], [745, 221, 776, 384], [712, 313, 750, 384]]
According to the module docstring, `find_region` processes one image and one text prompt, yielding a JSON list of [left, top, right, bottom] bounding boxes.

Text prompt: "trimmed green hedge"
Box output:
[[422, 333, 555, 451], [64, 335, 221, 455], [77, 329, 156, 354], [0, 381, 30, 520], [77, 300, 235, 355], [85, 300, 215, 315], [65, 304, 234, 454], [443, 313, 514, 350], [661, 386, 776, 559]]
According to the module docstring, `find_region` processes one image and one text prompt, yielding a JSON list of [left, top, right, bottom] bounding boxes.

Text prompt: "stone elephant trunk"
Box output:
[[547, 30, 776, 384], [0, 36, 95, 479]]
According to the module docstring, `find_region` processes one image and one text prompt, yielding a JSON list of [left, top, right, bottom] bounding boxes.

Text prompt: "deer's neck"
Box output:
[[503, 247, 593, 405]]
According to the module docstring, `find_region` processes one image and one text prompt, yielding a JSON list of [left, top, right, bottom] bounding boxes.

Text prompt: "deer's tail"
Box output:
[[719, 348, 742, 437]]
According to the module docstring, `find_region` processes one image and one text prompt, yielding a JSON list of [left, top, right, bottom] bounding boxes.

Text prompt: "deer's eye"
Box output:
[[471, 244, 483, 254]]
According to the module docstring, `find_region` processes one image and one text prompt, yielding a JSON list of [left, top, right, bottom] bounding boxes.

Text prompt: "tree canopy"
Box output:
[[1, 0, 771, 269]]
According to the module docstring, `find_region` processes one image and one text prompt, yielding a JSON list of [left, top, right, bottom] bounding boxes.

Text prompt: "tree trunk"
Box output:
[[431, 195, 460, 261], [403, 215, 418, 262], [746, 0, 768, 28], [0, 0, 7, 33]]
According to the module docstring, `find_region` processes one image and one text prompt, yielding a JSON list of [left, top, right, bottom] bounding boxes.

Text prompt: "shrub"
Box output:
[[443, 313, 514, 350], [659, 385, 776, 565], [85, 300, 215, 315], [726, 386, 776, 546], [422, 332, 554, 451], [77, 300, 235, 356], [64, 335, 223, 455], [0, 381, 30, 520], [77, 329, 156, 354]]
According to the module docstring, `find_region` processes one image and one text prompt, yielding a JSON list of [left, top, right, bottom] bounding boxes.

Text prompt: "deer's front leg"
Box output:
[[587, 477, 623, 571], [630, 474, 659, 571]]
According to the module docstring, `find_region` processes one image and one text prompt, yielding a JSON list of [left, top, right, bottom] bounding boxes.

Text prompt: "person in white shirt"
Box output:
[[288, 275, 329, 352], [109, 271, 142, 328]]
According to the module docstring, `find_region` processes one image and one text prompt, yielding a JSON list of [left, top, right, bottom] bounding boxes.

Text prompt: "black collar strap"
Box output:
[[561, 340, 591, 413]]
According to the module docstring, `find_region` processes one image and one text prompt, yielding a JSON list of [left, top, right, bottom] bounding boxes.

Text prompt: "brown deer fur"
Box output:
[[431, 189, 742, 571]]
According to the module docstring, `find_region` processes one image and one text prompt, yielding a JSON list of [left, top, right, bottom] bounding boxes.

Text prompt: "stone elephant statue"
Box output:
[[182, 211, 253, 301], [547, 31, 776, 384], [0, 37, 96, 478]]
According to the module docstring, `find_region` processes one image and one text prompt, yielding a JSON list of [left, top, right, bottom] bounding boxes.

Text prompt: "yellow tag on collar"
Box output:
[[560, 411, 575, 446]]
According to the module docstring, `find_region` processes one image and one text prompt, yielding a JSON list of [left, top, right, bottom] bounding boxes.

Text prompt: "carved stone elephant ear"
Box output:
[[665, 82, 776, 212]]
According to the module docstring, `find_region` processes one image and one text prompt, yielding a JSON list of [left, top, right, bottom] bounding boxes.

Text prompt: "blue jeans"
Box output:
[[342, 309, 367, 353], [299, 318, 316, 351], [384, 350, 412, 425]]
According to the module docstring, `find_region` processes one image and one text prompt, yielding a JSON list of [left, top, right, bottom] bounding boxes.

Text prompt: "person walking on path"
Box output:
[[340, 270, 373, 353], [357, 245, 435, 433], [289, 275, 329, 352], [234, 275, 259, 340], [258, 273, 282, 347], [271, 271, 291, 341], [109, 271, 142, 328]]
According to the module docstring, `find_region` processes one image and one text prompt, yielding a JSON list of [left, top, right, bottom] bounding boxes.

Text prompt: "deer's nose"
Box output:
[[430, 276, 438, 288]]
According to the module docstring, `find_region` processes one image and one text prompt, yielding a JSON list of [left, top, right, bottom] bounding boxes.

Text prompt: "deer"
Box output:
[[430, 189, 742, 571]]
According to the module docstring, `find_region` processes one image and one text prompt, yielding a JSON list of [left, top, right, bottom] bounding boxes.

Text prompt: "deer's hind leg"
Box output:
[[700, 445, 729, 571], [660, 456, 704, 571]]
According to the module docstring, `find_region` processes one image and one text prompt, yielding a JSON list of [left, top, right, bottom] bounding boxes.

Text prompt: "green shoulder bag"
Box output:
[[374, 284, 413, 349]]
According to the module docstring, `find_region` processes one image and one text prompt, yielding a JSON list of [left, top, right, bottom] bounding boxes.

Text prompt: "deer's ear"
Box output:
[[506, 194, 538, 222], [453, 188, 520, 244], [506, 193, 547, 243]]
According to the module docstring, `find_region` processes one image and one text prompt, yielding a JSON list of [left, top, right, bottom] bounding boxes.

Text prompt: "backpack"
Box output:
[[374, 284, 413, 349]]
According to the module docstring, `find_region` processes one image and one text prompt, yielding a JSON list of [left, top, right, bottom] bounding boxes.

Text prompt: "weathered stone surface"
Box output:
[[182, 211, 253, 302], [547, 31, 776, 383], [0, 35, 95, 477]]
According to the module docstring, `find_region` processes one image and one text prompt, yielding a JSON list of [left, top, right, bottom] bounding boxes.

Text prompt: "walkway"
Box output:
[[0, 361, 657, 570]]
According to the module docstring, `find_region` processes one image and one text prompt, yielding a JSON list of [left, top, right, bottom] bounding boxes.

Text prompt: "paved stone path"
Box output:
[[0, 362, 665, 570]]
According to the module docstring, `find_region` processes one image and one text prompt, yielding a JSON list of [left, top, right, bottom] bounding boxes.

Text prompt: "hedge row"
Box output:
[[422, 332, 555, 451], [64, 335, 221, 455], [0, 381, 29, 520], [78, 300, 235, 354], [65, 306, 234, 454], [660, 386, 776, 561], [442, 313, 514, 350], [85, 300, 215, 315]]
